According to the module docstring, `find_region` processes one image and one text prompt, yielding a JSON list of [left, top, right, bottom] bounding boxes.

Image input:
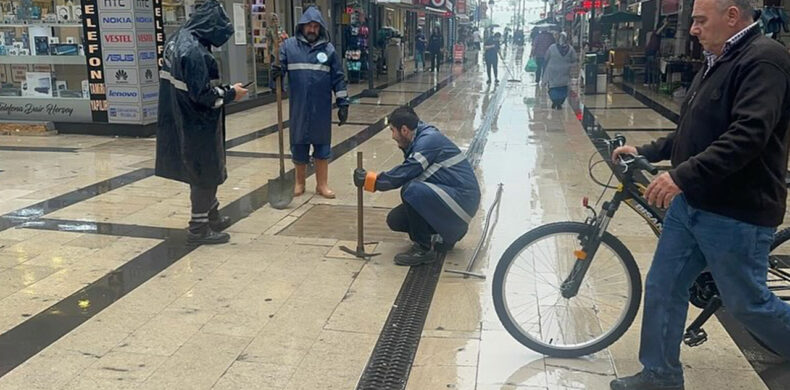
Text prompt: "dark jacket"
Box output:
[[374, 122, 480, 245], [530, 31, 555, 59], [280, 7, 348, 146], [415, 31, 427, 52], [428, 33, 444, 54], [155, 0, 236, 187], [637, 27, 790, 227], [484, 36, 499, 62]]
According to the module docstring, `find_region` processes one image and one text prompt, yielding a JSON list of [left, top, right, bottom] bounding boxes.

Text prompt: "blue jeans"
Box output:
[[639, 195, 790, 385]]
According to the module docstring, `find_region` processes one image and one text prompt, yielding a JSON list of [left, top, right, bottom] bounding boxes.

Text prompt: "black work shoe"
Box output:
[[394, 245, 437, 266], [486, 79, 491, 84], [209, 216, 232, 231], [610, 372, 684, 390], [187, 229, 230, 245]]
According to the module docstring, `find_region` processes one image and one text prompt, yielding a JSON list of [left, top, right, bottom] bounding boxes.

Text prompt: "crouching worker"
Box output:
[[353, 107, 481, 266]]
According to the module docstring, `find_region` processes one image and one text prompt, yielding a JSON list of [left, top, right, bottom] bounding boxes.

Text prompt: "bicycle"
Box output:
[[492, 134, 790, 358]]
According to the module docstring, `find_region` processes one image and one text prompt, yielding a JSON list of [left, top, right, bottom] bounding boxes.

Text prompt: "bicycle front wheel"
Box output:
[[492, 222, 642, 358]]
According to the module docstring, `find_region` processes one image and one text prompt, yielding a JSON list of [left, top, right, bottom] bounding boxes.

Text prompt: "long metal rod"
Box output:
[[445, 183, 504, 279], [357, 152, 365, 253]]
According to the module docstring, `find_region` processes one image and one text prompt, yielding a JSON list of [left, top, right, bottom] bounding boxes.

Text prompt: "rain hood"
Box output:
[[183, 0, 234, 48]]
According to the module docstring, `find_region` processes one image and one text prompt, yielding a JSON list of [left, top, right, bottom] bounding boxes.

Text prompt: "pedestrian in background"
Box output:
[[484, 32, 501, 84], [530, 29, 555, 84], [156, 0, 248, 245], [428, 26, 444, 72], [272, 6, 349, 199], [542, 32, 577, 109], [415, 27, 427, 72]]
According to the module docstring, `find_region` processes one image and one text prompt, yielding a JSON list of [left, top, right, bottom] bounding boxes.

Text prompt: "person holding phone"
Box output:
[[156, 0, 248, 245]]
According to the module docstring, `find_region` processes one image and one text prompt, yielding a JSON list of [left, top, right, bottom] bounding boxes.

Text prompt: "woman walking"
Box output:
[[428, 27, 444, 72], [542, 32, 577, 109]]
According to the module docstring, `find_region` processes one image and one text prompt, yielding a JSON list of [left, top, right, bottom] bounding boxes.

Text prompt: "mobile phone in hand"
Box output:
[[242, 81, 254, 88]]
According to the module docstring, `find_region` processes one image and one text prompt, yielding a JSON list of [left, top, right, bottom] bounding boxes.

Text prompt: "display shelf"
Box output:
[[1, 55, 86, 65], [0, 23, 83, 28], [0, 95, 87, 101]]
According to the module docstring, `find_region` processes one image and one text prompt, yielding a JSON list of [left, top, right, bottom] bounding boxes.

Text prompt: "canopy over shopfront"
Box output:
[[599, 11, 641, 25]]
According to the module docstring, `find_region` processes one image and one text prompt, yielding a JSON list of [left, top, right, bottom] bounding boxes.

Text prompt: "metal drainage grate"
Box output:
[[356, 251, 447, 390]]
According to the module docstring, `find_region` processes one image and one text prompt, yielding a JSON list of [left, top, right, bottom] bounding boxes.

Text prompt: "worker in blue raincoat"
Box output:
[[353, 107, 481, 266], [155, 0, 248, 245], [271, 6, 349, 199]]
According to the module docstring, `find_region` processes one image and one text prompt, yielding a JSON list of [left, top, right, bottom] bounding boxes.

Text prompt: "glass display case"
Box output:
[[0, 0, 88, 102]]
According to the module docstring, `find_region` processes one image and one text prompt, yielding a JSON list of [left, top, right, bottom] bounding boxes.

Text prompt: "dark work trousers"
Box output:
[[535, 57, 546, 83], [387, 202, 436, 249], [486, 56, 499, 81], [189, 184, 219, 233], [430, 52, 441, 72]]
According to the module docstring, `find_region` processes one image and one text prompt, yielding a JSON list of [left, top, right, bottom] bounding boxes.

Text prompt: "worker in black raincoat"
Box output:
[[271, 6, 349, 199], [353, 107, 481, 266], [155, 0, 248, 245]]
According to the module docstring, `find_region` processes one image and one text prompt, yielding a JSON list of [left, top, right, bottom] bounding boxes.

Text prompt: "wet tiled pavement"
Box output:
[[0, 50, 788, 390]]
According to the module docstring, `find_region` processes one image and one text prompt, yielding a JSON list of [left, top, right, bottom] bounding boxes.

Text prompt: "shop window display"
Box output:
[[0, 0, 87, 99]]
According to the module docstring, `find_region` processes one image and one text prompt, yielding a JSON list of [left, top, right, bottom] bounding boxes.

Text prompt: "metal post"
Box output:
[[361, 0, 380, 98], [356, 152, 365, 253]]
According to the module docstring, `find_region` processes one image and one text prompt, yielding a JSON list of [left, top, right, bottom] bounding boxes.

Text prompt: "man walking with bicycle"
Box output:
[[611, 0, 790, 388]]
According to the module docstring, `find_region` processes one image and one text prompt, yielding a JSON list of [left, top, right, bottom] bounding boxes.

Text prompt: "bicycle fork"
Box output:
[[561, 210, 613, 299]]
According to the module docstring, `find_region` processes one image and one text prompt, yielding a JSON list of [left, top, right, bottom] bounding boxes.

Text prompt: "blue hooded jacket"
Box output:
[[156, 0, 236, 187], [374, 123, 481, 245], [280, 7, 349, 146]]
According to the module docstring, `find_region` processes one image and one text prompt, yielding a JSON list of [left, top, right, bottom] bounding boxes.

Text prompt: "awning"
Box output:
[[599, 11, 642, 24]]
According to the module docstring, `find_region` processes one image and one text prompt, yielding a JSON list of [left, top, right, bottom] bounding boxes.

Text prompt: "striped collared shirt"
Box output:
[[703, 22, 759, 76]]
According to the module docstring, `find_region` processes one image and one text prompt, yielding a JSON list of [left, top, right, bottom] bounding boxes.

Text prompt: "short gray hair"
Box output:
[[716, 0, 755, 20]]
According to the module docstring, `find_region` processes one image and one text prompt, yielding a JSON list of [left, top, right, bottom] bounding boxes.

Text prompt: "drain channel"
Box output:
[[356, 252, 447, 390]]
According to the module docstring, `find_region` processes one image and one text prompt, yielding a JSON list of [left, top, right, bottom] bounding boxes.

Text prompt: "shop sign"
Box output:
[[140, 85, 159, 102], [107, 86, 140, 103], [140, 66, 159, 84], [137, 32, 155, 44], [82, 0, 109, 122], [135, 0, 152, 9], [102, 32, 135, 48], [430, 0, 446, 7], [99, 0, 131, 10], [100, 12, 135, 30], [108, 103, 142, 121], [104, 50, 137, 65], [138, 49, 158, 66], [456, 0, 466, 14], [0, 98, 93, 121], [153, 0, 166, 69], [106, 67, 139, 85], [142, 103, 157, 123]]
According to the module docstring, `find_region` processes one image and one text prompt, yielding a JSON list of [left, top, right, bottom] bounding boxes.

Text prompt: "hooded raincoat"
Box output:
[[373, 123, 481, 245], [280, 7, 348, 146], [155, 0, 236, 187]]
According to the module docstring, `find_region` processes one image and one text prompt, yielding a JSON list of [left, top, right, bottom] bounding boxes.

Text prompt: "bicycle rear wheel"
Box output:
[[492, 222, 642, 358]]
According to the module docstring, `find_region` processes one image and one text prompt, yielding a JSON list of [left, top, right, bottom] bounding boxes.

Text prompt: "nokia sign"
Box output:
[[135, 16, 153, 23], [100, 12, 134, 30]]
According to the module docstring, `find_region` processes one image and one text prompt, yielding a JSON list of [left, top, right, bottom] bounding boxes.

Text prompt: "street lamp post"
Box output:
[[361, 0, 379, 98]]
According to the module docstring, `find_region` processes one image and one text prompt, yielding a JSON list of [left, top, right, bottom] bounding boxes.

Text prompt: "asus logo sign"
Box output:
[[106, 53, 135, 62]]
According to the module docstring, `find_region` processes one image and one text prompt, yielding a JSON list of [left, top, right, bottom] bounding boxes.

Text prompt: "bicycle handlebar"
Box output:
[[620, 154, 659, 175]]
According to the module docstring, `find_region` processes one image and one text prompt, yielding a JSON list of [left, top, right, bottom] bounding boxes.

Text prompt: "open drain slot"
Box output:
[[356, 252, 446, 390]]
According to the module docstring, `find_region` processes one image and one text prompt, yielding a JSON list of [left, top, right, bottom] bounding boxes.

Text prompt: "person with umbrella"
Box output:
[[156, 0, 248, 245], [272, 6, 349, 198]]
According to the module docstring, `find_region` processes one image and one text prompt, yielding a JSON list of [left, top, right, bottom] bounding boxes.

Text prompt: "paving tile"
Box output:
[[405, 365, 478, 390], [283, 330, 378, 390], [140, 331, 251, 389]]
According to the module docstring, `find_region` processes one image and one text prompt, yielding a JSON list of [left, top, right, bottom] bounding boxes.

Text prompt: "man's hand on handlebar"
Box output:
[[611, 145, 638, 162], [645, 172, 682, 209]]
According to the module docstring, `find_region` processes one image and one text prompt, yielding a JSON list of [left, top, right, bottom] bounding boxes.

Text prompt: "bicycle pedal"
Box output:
[[683, 328, 708, 347]]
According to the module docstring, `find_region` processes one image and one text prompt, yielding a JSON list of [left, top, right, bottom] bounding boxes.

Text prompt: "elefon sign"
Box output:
[[0, 98, 93, 121], [82, 0, 108, 122], [153, 0, 166, 69]]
